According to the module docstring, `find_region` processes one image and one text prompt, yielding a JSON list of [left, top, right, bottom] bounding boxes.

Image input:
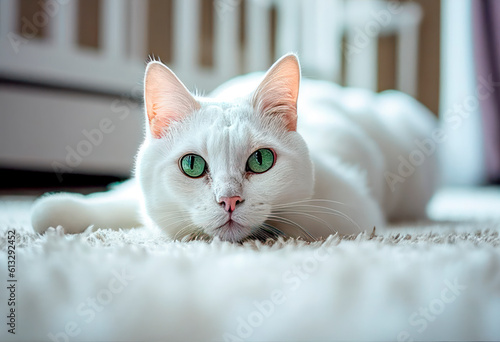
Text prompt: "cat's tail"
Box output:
[[31, 180, 143, 234]]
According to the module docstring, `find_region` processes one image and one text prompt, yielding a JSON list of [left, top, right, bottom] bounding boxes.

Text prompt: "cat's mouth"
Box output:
[[216, 219, 243, 231], [213, 219, 248, 242]]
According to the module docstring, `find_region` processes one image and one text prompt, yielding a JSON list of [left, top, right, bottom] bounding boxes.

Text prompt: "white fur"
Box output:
[[31, 54, 438, 242]]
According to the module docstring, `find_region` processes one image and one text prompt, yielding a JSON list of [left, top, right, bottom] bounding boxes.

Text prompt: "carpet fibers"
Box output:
[[1, 187, 500, 341]]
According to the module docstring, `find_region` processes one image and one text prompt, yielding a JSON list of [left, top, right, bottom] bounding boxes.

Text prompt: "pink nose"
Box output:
[[219, 196, 243, 212]]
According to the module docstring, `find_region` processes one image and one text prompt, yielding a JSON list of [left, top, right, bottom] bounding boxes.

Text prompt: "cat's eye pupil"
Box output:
[[247, 148, 274, 174], [255, 151, 262, 165], [180, 154, 206, 178]]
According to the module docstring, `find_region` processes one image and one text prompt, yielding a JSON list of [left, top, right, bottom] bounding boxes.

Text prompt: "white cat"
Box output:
[[31, 54, 438, 242]]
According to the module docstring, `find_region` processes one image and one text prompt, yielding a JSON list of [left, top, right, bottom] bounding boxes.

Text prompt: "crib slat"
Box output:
[[396, 4, 422, 97], [174, 0, 199, 73], [344, 0, 379, 91], [0, 0, 17, 39], [300, 0, 323, 78], [345, 30, 378, 91], [245, 0, 271, 72], [314, 0, 343, 81], [275, 0, 300, 58], [49, 0, 77, 48], [100, 0, 126, 58], [396, 26, 419, 97], [129, 0, 148, 61], [215, 0, 239, 78]]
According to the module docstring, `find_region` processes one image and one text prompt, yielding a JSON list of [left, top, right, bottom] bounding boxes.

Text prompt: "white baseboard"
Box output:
[[0, 84, 144, 178]]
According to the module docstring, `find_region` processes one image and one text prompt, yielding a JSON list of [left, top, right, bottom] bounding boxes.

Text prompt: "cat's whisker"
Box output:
[[274, 207, 349, 224], [266, 215, 317, 241], [174, 223, 200, 241], [158, 216, 189, 229], [154, 211, 190, 224], [254, 224, 274, 240], [273, 198, 347, 208], [159, 216, 198, 240], [153, 206, 192, 214], [274, 203, 349, 216], [271, 210, 338, 235], [274, 204, 362, 233], [172, 226, 191, 240], [187, 228, 206, 242], [261, 223, 285, 237], [247, 225, 275, 243]]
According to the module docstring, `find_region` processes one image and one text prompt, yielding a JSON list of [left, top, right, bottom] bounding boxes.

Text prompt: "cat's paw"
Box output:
[[31, 193, 94, 234]]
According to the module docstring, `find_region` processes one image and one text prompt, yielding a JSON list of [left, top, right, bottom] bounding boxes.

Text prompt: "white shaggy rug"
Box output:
[[1, 187, 500, 341]]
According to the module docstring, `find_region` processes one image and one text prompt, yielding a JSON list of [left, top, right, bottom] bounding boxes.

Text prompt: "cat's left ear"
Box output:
[[253, 54, 300, 131], [144, 61, 200, 138]]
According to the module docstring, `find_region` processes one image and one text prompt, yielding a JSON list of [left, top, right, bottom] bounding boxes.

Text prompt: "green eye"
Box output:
[[247, 148, 275, 173], [180, 154, 206, 178]]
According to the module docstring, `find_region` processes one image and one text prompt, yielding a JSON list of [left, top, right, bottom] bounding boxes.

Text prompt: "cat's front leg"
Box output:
[[31, 181, 142, 234], [31, 193, 98, 234]]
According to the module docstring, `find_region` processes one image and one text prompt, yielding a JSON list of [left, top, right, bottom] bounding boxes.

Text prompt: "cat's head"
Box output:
[[136, 54, 314, 242]]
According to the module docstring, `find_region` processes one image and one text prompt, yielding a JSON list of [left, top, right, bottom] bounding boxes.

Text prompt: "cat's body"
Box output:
[[31, 55, 438, 242]]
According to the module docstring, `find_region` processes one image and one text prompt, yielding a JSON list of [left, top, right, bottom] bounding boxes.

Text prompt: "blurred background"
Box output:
[[0, 0, 498, 193]]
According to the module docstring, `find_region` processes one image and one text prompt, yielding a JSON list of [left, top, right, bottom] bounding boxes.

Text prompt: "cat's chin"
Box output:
[[212, 220, 251, 243]]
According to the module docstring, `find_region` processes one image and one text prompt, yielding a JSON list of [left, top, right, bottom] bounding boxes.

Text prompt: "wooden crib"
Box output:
[[0, 0, 422, 177]]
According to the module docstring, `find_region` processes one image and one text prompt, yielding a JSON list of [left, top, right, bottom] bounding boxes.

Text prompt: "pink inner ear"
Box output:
[[148, 102, 178, 138], [145, 62, 200, 138], [257, 86, 298, 131], [253, 54, 300, 132]]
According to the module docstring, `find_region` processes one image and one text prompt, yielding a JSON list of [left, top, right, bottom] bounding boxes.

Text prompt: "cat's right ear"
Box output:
[[144, 61, 200, 138], [253, 54, 301, 131]]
